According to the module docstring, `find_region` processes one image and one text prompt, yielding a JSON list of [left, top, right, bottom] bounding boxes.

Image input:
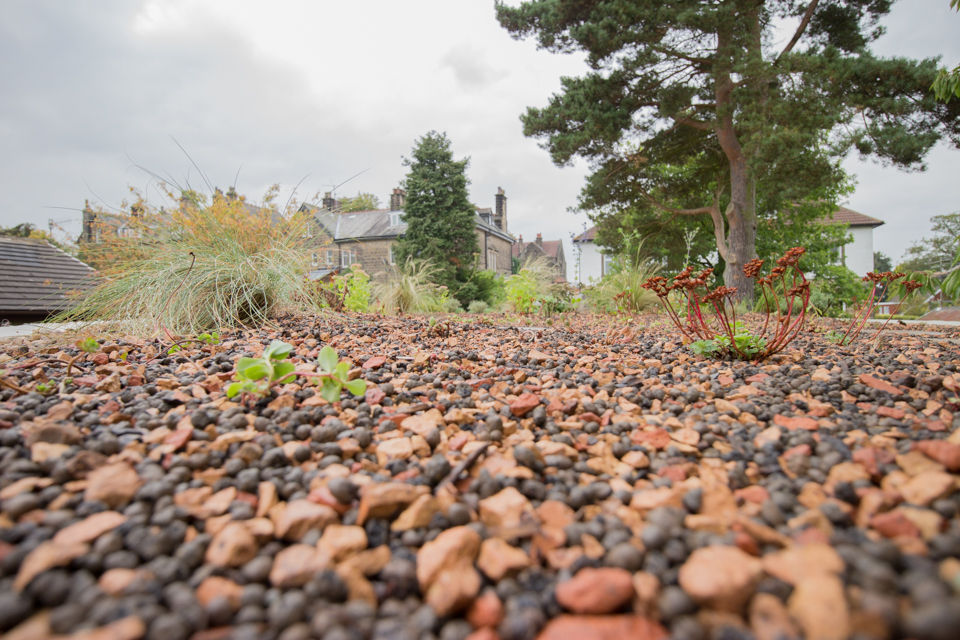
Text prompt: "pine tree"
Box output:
[[497, 0, 960, 300], [394, 131, 478, 294]]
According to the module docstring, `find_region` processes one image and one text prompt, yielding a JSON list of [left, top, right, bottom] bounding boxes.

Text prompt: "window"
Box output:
[[311, 252, 320, 268], [487, 248, 497, 272], [602, 253, 614, 276], [319, 248, 335, 267], [341, 248, 357, 268], [389, 211, 403, 227], [388, 244, 396, 265]]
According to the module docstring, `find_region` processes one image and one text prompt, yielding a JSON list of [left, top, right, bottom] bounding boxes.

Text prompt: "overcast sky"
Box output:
[[1, 0, 957, 280]]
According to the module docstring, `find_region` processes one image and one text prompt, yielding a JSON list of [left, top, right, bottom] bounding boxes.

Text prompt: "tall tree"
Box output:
[[898, 212, 960, 272], [497, 0, 960, 300], [393, 131, 478, 294]]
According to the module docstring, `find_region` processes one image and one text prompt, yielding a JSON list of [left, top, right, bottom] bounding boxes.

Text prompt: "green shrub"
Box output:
[[505, 256, 554, 313], [332, 265, 372, 312], [468, 300, 491, 314], [54, 189, 314, 333], [807, 265, 866, 317]]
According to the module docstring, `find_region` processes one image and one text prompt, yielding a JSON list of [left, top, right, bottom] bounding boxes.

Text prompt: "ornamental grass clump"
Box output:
[[55, 188, 315, 334], [642, 247, 810, 360], [373, 258, 451, 314], [828, 271, 922, 345]]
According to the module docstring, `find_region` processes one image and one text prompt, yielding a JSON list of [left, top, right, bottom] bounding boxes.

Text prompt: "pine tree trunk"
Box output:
[[722, 162, 758, 302], [715, 15, 758, 303]]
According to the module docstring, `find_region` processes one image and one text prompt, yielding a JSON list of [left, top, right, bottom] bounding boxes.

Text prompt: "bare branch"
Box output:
[[673, 115, 712, 131], [776, 0, 820, 63]]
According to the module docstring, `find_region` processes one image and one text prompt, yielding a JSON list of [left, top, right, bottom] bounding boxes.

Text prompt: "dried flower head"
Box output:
[[743, 258, 764, 278]]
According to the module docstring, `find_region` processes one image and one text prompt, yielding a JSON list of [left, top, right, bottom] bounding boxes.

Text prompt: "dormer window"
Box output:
[[389, 211, 403, 227]]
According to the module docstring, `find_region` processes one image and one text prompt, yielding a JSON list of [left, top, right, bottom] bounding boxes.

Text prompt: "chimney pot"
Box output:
[[390, 187, 406, 211], [535, 233, 543, 246]]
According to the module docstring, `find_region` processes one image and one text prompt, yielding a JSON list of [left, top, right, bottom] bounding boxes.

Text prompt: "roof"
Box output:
[[830, 207, 884, 227], [573, 226, 598, 243], [0, 238, 97, 314], [308, 205, 514, 243], [513, 238, 564, 260]]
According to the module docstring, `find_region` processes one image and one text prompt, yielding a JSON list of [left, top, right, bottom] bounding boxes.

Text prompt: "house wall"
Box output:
[[477, 230, 513, 277], [575, 241, 605, 284], [339, 239, 395, 281], [845, 226, 875, 277]]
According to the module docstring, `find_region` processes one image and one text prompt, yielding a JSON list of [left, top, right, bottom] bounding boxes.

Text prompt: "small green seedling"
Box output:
[[78, 337, 99, 353], [226, 340, 296, 399], [824, 330, 850, 346], [689, 321, 768, 360], [35, 381, 55, 395], [167, 344, 183, 355], [316, 345, 367, 402], [198, 332, 220, 345]]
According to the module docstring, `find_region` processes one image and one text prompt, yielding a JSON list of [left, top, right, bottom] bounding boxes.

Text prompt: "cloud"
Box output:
[[441, 44, 500, 89], [1, 0, 957, 280]]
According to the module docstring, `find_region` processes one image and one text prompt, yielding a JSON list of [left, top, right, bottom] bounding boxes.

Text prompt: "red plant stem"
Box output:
[[758, 284, 773, 338], [867, 294, 907, 340], [843, 282, 878, 344]]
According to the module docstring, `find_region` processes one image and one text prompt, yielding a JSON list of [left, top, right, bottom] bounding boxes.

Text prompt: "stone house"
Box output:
[[302, 187, 515, 282], [512, 233, 567, 282]]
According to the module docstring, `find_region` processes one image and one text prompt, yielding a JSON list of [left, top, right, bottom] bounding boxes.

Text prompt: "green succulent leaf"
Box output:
[[239, 360, 271, 381], [319, 378, 341, 402], [273, 361, 296, 383], [318, 346, 338, 373], [225, 381, 246, 398], [344, 379, 367, 397], [264, 340, 293, 360], [334, 361, 350, 381]]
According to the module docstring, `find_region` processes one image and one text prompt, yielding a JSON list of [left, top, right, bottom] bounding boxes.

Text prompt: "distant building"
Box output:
[[571, 225, 613, 284], [829, 206, 883, 276], [302, 187, 515, 281], [0, 237, 97, 322], [512, 233, 567, 282], [572, 206, 884, 283]]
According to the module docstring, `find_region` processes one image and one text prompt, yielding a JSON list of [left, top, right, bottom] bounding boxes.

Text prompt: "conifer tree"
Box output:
[[497, 0, 960, 300], [394, 131, 478, 294]]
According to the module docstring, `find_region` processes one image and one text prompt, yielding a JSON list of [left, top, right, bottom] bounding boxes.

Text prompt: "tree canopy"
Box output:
[[497, 0, 960, 300], [393, 132, 478, 297], [338, 192, 381, 212], [898, 212, 960, 272], [933, 0, 960, 102]]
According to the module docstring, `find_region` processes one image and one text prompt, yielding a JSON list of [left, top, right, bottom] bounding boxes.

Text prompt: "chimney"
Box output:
[[535, 233, 543, 247], [322, 192, 338, 211], [81, 200, 96, 243], [494, 187, 507, 232], [389, 188, 406, 211]]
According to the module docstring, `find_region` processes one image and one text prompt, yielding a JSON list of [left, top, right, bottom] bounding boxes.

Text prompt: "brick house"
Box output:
[[303, 187, 515, 281], [512, 233, 567, 282]]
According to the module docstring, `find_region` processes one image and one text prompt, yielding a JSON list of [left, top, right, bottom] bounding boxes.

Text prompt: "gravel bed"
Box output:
[[0, 313, 958, 640]]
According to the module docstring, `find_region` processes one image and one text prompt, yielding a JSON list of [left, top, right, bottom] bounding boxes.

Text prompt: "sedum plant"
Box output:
[[226, 340, 296, 398], [643, 247, 810, 361], [226, 341, 366, 403], [315, 345, 367, 402]]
